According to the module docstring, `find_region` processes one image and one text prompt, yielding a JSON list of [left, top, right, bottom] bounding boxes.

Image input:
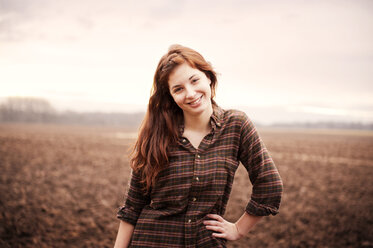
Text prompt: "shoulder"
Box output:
[[222, 108, 252, 125], [220, 108, 257, 136], [213, 105, 255, 129]]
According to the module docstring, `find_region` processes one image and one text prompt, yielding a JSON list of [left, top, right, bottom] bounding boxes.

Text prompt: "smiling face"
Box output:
[[168, 63, 213, 118]]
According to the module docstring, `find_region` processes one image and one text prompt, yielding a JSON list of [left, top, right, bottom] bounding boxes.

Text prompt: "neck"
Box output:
[[183, 104, 213, 132]]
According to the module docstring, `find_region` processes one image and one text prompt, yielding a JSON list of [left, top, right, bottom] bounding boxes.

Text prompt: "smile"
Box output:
[[188, 95, 203, 106]]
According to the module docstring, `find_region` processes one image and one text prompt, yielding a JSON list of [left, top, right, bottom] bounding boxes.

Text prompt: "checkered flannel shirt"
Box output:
[[117, 106, 283, 247]]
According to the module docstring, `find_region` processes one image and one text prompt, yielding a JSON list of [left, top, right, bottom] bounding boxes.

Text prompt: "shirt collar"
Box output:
[[210, 104, 224, 131], [178, 104, 224, 138]]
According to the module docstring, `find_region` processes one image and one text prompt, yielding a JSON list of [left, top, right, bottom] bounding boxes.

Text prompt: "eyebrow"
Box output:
[[171, 74, 197, 90], [189, 74, 196, 80]]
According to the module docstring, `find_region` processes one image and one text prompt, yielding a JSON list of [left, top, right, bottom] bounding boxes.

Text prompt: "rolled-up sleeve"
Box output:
[[117, 169, 150, 226], [238, 113, 283, 216]]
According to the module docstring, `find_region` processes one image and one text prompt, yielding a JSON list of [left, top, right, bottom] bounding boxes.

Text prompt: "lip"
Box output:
[[187, 95, 203, 106]]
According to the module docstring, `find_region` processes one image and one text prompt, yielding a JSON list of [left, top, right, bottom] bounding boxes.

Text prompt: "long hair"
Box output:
[[130, 44, 218, 193]]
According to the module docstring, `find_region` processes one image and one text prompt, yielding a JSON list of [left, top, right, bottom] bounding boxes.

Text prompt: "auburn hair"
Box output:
[[130, 44, 218, 193]]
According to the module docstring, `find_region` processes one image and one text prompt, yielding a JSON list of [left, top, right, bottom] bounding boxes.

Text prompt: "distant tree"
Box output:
[[0, 96, 144, 127], [0, 97, 56, 122]]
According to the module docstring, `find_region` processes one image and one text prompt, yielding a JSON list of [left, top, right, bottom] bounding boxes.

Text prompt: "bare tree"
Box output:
[[0, 97, 56, 122]]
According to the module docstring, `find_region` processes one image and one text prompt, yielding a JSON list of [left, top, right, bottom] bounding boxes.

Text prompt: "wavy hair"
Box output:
[[130, 44, 218, 193]]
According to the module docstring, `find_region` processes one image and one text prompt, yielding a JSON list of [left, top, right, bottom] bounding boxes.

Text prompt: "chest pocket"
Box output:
[[206, 156, 238, 197], [212, 157, 229, 195]]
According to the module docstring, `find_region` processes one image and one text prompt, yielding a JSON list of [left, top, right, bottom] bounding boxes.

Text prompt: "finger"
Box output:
[[205, 225, 224, 233], [212, 232, 226, 239], [207, 214, 224, 222], [203, 220, 221, 226]]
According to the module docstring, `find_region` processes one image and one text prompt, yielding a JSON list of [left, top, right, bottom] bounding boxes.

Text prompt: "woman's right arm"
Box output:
[[115, 169, 150, 247], [114, 220, 135, 248]]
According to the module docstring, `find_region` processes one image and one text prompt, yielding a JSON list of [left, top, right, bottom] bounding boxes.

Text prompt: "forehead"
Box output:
[[168, 63, 203, 86]]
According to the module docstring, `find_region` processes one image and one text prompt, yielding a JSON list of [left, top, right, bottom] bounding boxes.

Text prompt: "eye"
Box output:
[[173, 87, 183, 93], [191, 78, 199, 84]]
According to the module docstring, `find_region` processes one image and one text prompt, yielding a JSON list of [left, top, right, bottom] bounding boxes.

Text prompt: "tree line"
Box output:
[[0, 97, 144, 127], [1, 97, 372, 130], [270, 121, 373, 130]]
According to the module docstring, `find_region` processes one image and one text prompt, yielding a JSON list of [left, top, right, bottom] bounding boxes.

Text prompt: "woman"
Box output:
[[114, 44, 283, 248]]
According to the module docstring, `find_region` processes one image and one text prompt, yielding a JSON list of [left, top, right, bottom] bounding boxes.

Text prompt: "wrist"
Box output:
[[234, 223, 244, 238]]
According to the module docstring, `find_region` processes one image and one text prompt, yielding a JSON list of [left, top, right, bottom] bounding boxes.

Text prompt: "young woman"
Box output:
[[114, 44, 283, 248]]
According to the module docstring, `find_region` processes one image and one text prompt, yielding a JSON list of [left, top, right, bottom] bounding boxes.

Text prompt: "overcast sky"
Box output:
[[1, 0, 372, 124]]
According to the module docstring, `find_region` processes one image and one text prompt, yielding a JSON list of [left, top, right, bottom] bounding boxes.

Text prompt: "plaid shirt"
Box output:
[[117, 106, 283, 248]]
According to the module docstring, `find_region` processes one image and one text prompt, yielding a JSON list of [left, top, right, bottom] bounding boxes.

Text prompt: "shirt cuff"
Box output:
[[245, 199, 280, 216], [116, 205, 139, 226]]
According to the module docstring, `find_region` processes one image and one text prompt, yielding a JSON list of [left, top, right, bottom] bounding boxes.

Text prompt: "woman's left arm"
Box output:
[[238, 112, 283, 216]]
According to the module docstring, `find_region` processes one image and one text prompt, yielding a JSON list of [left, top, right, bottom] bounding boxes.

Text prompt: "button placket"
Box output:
[[192, 150, 200, 202]]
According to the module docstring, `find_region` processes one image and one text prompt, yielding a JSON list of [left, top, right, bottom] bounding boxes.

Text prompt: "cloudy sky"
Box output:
[[1, 0, 372, 124]]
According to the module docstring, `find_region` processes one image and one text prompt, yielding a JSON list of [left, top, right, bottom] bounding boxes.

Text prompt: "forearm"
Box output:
[[114, 220, 135, 248], [235, 212, 263, 237]]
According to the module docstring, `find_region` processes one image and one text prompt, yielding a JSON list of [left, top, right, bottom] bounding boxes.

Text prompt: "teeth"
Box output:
[[189, 96, 202, 105]]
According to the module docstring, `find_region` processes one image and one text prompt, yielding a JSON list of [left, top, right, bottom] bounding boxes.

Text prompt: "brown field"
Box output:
[[0, 123, 373, 248]]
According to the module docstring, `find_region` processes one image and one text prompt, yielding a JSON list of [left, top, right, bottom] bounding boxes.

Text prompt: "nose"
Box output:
[[185, 85, 196, 99]]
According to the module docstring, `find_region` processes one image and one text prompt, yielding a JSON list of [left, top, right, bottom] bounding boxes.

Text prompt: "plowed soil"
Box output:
[[1, 124, 372, 248]]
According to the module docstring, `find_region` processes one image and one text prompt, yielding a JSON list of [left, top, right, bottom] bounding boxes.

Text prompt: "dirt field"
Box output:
[[0, 123, 372, 248]]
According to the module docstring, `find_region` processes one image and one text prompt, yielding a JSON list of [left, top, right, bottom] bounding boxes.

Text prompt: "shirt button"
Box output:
[[195, 177, 199, 181], [188, 219, 192, 223], [192, 197, 197, 202], [197, 154, 201, 158], [182, 138, 187, 143]]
